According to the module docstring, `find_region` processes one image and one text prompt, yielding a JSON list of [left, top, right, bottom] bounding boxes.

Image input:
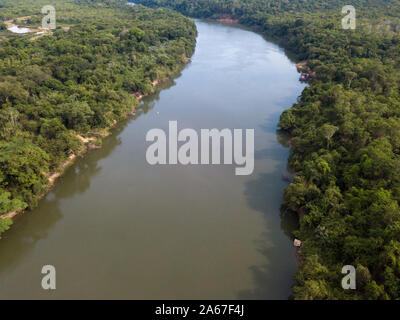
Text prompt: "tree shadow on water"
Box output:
[[237, 130, 298, 300], [0, 68, 185, 275], [0, 121, 129, 274]]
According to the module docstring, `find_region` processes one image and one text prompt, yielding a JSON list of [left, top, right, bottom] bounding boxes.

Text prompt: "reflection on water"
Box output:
[[0, 125, 122, 275], [0, 20, 305, 299], [0, 75, 181, 278]]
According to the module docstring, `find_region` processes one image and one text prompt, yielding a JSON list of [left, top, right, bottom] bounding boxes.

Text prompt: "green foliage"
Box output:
[[0, 191, 26, 215], [0, 218, 12, 240], [0, 191, 27, 239]]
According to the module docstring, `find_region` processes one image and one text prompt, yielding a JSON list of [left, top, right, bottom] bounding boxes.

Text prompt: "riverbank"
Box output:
[[0, 67, 189, 222]]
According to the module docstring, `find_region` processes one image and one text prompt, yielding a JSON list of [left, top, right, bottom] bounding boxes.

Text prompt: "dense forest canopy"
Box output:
[[0, 0, 196, 235], [135, 0, 400, 299], [135, 0, 400, 18]]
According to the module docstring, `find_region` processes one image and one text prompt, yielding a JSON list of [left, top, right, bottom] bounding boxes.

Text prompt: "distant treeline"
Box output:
[[136, 0, 400, 299], [0, 0, 196, 236]]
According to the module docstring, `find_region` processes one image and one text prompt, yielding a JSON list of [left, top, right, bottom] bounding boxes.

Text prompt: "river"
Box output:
[[0, 20, 306, 299]]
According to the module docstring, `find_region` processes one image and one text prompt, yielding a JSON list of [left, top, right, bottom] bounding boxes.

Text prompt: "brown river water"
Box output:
[[0, 20, 306, 299]]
